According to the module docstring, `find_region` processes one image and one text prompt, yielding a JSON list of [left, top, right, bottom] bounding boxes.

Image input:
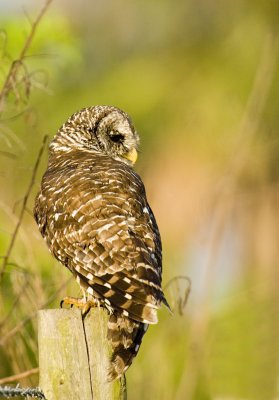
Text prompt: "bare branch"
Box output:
[[164, 276, 191, 316], [0, 276, 30, 329], [0, 135, 48, 281], [0, 277, 71, 346], [0, 368, 39, 385], [0, 0, 54, 115]]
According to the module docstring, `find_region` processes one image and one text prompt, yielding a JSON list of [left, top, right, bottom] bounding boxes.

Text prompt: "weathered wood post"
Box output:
[[38, 308, 126, 400]]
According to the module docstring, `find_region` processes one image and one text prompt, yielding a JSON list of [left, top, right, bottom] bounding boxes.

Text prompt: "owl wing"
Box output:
[[37, 156, 166, 324]]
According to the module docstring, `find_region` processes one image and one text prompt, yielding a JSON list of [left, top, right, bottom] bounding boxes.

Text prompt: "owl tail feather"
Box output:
[[107, 313, 148, 381]]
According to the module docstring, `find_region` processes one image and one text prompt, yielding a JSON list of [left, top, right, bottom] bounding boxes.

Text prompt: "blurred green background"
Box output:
[[0, 1, 279, 399]]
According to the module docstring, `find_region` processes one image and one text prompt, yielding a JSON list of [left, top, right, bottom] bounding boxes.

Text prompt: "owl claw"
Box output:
[[60, 296, 100, 316], [60, 299, 65, 308]]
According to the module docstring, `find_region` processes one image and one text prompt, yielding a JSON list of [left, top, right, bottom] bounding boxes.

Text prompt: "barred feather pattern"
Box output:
[[34, 106, 168, 379]]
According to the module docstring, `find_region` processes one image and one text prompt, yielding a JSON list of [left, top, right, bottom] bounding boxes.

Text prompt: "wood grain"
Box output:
[[38, 308, 125, 400]]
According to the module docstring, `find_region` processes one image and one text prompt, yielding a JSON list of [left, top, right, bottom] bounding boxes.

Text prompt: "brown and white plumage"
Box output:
[[34, 106, 168, 379]]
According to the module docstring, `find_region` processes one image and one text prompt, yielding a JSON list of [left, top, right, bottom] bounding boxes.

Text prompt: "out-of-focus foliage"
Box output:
[[0, 1, 279, 399], [0, 13, 81, 118]]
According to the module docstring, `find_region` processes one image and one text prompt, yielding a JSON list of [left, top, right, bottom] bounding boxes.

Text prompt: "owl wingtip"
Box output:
[[162, 296, 173, 315]]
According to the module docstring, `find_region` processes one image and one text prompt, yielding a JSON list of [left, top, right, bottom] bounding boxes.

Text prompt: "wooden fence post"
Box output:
[[38, 308, 126, 400]]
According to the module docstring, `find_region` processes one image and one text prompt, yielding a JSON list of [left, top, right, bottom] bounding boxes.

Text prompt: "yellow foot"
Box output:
[[60, 296, 100, 315]]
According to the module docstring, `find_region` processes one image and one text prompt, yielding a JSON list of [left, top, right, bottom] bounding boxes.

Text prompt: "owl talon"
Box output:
[[60, 296, 100, 315]]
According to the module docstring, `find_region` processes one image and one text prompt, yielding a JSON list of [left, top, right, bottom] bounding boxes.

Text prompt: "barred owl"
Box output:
[[34, 106, 168, 380]]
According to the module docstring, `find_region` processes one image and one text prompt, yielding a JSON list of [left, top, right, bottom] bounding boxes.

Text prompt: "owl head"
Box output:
[[49, 106, 140, 165]]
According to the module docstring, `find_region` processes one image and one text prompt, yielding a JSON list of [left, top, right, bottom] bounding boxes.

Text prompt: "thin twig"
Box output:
[[164, 275, 191, 316], [0, 277, 71, 346], [0, 277, 30, 329], [0, 368, 39, 385], [164, 275, 191, 291], [0, 0, 54, 115], [0, 135, 48, 281], [0, 150, 17, 159]]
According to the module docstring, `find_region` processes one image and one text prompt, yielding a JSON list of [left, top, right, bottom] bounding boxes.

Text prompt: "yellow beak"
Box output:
[[123, 148, 138, 164]]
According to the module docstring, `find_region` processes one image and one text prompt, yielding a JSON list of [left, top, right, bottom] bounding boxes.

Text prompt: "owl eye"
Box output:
[[109, 132, 125, 143]]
